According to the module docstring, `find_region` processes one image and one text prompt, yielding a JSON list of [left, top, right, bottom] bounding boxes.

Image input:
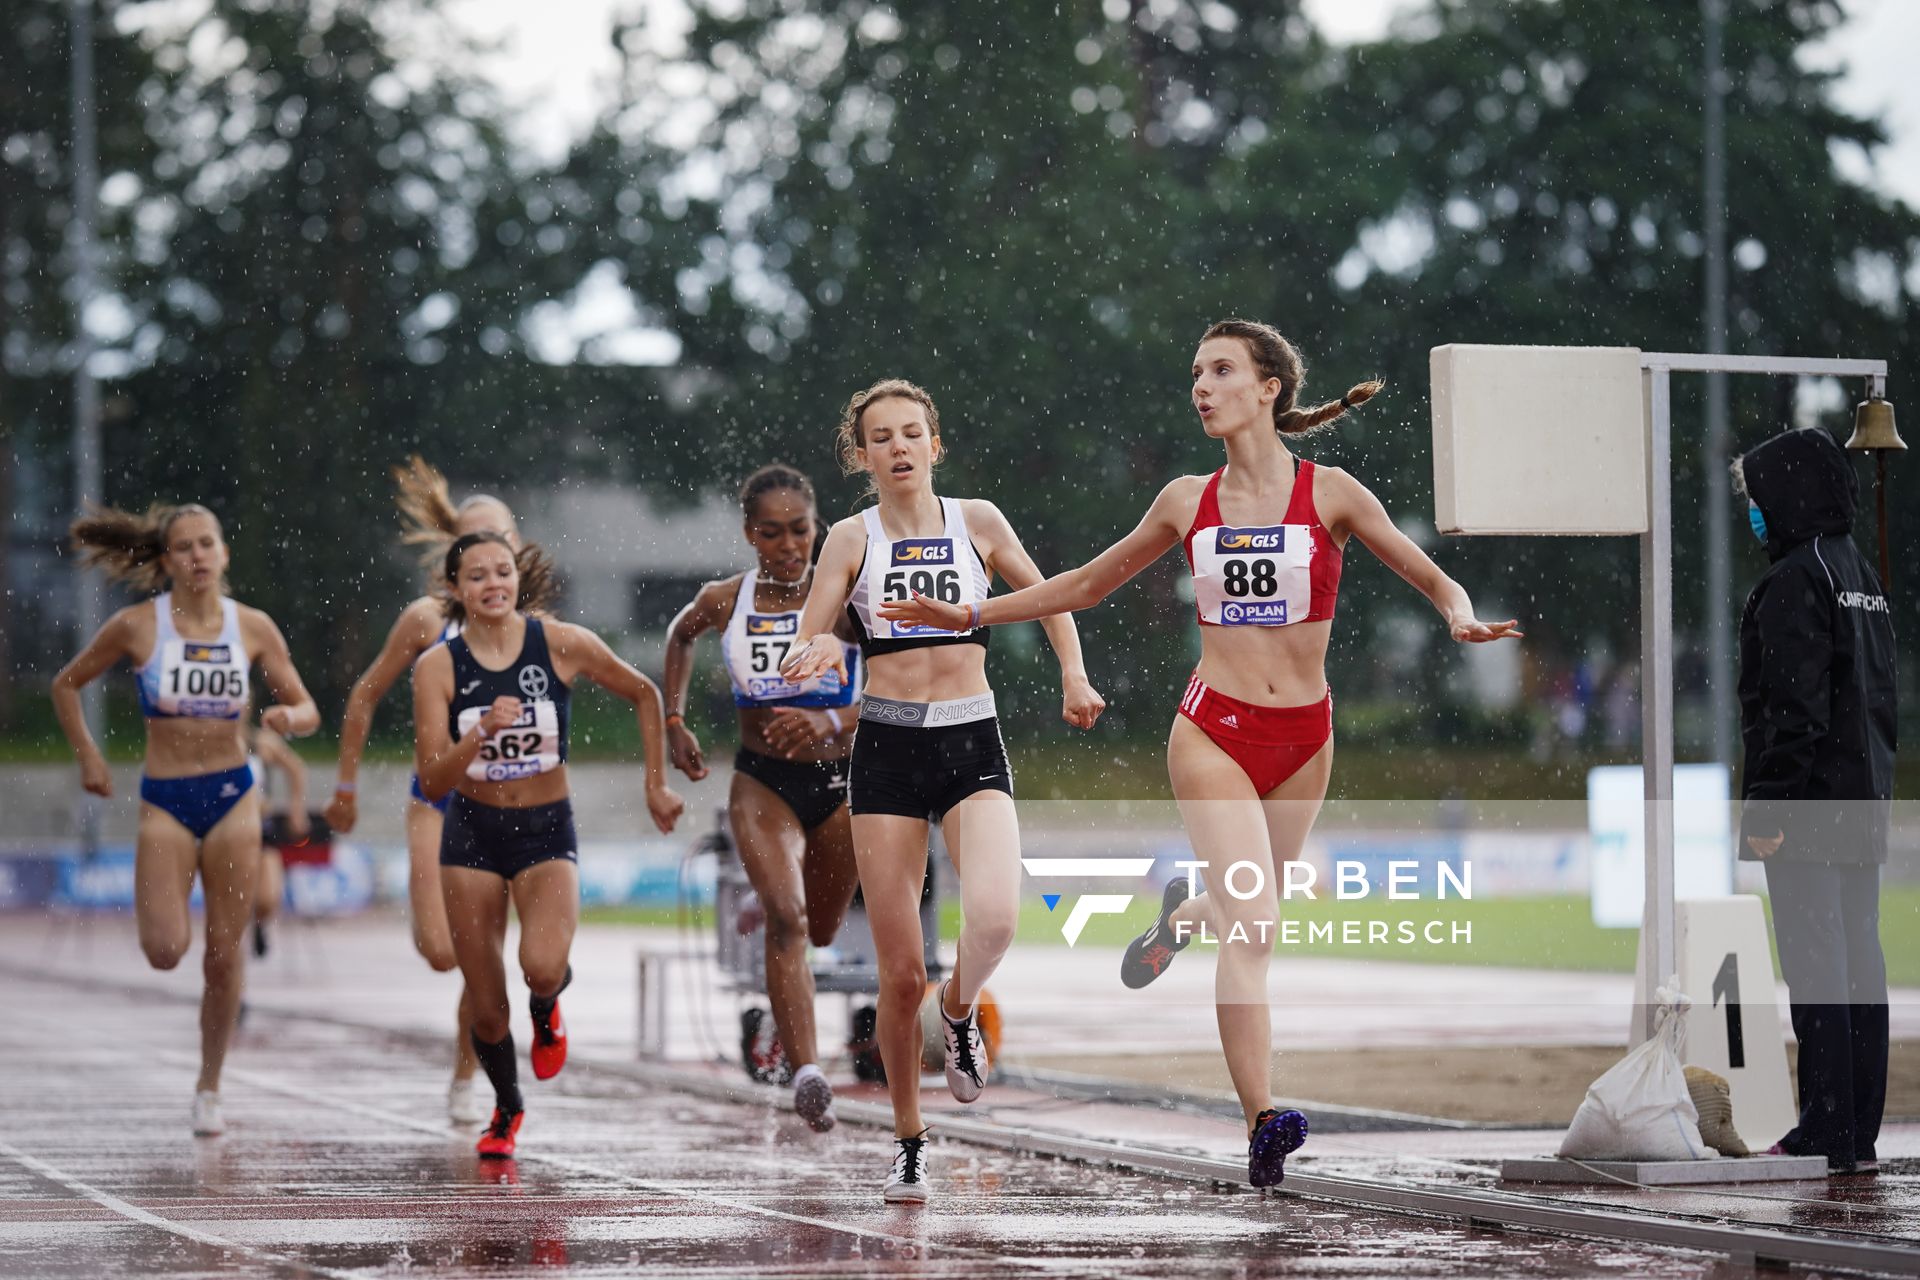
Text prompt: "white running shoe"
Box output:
[[940, 982, 988, 1104], [191, 1091, 225, 1137], [792, 1066, 836, 1133], [448, 1077, 487, 1125], [884, 1132, 930, 1203]]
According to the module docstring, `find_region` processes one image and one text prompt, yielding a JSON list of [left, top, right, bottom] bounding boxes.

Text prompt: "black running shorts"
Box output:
[[440, 793, 578, 879], [732, 747, 850, 831], [849, 717, 1013, 822]]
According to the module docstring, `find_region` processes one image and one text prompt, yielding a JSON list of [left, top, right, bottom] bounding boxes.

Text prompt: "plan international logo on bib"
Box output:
[[1221, 600, 1288, 624], [892, 539, 953, 564]]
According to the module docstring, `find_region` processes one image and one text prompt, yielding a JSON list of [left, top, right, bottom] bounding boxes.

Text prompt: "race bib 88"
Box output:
[[1191, 525, 1312, 626]]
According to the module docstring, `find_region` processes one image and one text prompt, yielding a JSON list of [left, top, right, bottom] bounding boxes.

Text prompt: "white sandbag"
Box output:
[[1558, 984, 1713, 1162]]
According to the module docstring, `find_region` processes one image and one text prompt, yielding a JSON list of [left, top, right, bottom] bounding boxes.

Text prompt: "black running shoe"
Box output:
[[848, 1005, 885, 1083], [1248, 1107, 1308, 1187], [1120, 878, 1193, 989]]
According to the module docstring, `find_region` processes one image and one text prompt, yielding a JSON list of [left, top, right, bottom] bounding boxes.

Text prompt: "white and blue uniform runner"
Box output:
[[721, 569, 860, 708], [136, 593, 257, 839]]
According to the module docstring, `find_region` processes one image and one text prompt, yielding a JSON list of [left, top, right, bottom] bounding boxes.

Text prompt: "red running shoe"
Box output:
[[1120, 879, 1193, 989], [531, 998, 568, 1080], [476, 1107, 524, 1158]]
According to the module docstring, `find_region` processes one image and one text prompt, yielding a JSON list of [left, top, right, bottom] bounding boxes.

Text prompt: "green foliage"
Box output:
[[569, 0, 1920, 744], [7, 0, 1917, 755], [101, 0, 533, 698]]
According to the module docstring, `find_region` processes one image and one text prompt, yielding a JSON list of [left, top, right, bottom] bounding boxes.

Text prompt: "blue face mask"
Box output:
[[1747, 503, 1768, 545]]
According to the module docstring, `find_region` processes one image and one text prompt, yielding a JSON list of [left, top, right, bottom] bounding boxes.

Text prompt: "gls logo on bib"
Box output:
[[746, 614, 800, 636], [893, 540, 953, 565], [1216, 527, 1287, 553]]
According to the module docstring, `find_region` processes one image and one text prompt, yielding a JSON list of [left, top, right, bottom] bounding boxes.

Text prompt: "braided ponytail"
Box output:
[[1201, 319, 1383, 438]]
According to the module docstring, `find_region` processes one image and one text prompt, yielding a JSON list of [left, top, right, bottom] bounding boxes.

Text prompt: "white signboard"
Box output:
[[1589, 764, 1733, 928], [1431, 344, 1648, 535]]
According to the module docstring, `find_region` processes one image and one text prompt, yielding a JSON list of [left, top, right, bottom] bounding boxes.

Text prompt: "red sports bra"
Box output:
[[1181, 461, 1341, 627]]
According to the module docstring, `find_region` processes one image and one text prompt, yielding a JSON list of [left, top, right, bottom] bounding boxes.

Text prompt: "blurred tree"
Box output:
[[573, 0, 1370, 739], [107, 0, 538, 699], [0, 0, 158, 725], [1301, 0, 1920, 713], [590, 0, 1917, 747], [11, 0, 1914, 759]]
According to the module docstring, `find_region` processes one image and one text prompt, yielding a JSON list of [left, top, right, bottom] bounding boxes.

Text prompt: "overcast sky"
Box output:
[[446, 0, 1920, 211]]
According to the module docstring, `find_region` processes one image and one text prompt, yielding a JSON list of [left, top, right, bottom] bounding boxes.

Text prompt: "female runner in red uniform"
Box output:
[[325, 458, 519, 1123], [879, 320, 1520, 1186], [663, 464, 861, 1131]]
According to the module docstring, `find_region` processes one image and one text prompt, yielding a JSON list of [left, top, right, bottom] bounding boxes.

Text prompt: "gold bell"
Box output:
[[1846, 397, 1906, 452]]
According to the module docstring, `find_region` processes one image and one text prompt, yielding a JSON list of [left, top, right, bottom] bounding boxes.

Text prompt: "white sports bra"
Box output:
[[844, 497, 991, 655], [137, 593, 250, 720], [721, 569, 860, 708]]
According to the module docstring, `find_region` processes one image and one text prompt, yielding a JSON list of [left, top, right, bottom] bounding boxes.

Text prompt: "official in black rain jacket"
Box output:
[[1736, 426, 1897, 861], [1733, 424, 1897, 1173]]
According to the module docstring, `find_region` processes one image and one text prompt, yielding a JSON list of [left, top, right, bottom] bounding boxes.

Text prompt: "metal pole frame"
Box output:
[[1702, 0, 1733, 773], [70, 0, 105, 857], [1635, 351, 1888, 1040]]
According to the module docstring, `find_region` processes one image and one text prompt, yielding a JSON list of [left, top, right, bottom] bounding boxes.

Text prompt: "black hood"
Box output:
[[1738, 427, 1857, 561]]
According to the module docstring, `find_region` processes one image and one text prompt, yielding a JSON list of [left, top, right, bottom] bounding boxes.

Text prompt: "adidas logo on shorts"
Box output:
[[1219, 714, 1239, 728]]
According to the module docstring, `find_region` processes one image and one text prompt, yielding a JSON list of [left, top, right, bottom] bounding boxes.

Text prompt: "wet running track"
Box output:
[[0, 969, 1777, 1278]]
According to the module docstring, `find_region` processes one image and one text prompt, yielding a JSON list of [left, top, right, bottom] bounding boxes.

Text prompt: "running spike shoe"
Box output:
[[885, 1131, 931, 1203], [1120, 878, 1193, 989], [1248, 1107, 1308, 1187], [448, 1076, 487, 1125], [530, 997, 567, 1081], [477, 1107, 524, 1159], [191, 1090, 225, 1137], [740, 1007, 794, 1085], [793, 1070, 837, 1133], [848, 1004, 885, 1083], [940, 981, 988, 1104]]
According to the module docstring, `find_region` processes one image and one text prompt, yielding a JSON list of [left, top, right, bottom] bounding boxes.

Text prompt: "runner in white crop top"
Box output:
[[777, 381, 1105, 1203]]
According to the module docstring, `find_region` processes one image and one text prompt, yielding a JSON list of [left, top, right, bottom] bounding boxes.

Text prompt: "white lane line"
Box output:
[[176, 1051, 1077, 1273], [12, 972, 1126, 1277], [0, 1137, 373, 1280]]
